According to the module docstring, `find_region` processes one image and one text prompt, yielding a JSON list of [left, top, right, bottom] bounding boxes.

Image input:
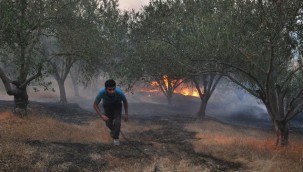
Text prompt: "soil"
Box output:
[[0, 100, 242, 171]]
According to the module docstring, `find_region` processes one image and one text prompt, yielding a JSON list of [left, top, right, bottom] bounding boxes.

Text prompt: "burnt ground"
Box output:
[[0, 100, 243, 171], [0, 100, 96, 125]]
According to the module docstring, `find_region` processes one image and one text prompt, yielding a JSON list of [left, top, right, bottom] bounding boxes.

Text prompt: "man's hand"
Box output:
[[93, 102, 108, 122], [101, 114, 109, 122], [124, 114, 128, 122]]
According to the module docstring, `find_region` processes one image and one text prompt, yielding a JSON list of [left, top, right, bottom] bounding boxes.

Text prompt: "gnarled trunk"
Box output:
[[274, 120, 289, 146], [13, 86, 28, 117], [5, 81, 30, 117], [263, 96, 290, 146], [14, 89, 28, 109]]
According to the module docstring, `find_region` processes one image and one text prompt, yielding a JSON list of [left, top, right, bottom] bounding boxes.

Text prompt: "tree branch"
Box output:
[[237, 47, 267, 74], [62, 59, 75, 81], [205, 60, 265, 94], [209, 75, 222, 96], [265, 45, 275, 97], [193, 78, 204, 99], [224, 74, 260, 98], [280, 65, 303, 90], [19, 65, 43, 88], [0, 66, 13, 93]]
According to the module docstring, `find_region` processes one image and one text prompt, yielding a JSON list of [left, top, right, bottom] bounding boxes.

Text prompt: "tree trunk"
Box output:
[[1, 66, 42, 117], [274, 120, 289, 146], [262, 90, 290, 147], [70, 71, 80, 97], [166, 93, 173, 106], [197, 99, 207, 119], [57, 79, 67, 104], [13, 87, 28, 117]]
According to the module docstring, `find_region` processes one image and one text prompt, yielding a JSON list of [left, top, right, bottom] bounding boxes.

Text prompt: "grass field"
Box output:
[[1, 109, 303, 171], [186, 119, 303, 172]]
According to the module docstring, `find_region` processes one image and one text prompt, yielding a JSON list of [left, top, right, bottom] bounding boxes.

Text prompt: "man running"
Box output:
[[93, 79, 128, 146]]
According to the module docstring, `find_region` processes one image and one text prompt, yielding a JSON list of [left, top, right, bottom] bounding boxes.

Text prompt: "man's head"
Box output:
[[105, 79, 116, 96]]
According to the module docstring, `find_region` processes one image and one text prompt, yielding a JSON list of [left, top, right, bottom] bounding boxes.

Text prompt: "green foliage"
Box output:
[[123, 0, 189, 83], [0, 0, 129, 90], [0, 0, 53, 83], [217, 0, 303, 125]]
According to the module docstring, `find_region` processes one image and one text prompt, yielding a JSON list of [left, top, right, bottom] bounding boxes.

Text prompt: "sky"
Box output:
[[118, 0, 150, 11]]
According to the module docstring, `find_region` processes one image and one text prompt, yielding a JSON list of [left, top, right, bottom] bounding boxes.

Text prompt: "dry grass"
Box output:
[[0, 110, 112, 171], [0, 111, 111, 144], [2, 110, 303, 171], [0, 110, 14, 121], [0, 111, 173, 171], [186, 119, 303, 172], [107, 157, 210, 172]]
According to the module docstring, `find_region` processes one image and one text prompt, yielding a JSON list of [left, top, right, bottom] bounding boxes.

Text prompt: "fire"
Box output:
[[151, 75, 170, 88], [148, 75, 202, 98], [181, 89, 190, 96], [193, 90, 200, 97], [179, 88, 200, 97], [151, 81, 159, 87]]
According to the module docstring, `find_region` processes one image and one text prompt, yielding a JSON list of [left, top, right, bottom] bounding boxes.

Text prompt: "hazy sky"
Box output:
[[118, 0, 150, 11]]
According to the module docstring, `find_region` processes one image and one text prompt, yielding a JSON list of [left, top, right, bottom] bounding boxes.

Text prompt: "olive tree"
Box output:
[[216, 0, 303, 146], [0, 0, 55, 114]]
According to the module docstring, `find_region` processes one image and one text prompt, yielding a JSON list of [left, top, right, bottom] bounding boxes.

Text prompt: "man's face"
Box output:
[[106, 86, 116, 96]]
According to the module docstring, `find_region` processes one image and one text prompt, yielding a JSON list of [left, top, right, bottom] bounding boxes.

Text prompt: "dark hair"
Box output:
[[105, 79, 116, 88]]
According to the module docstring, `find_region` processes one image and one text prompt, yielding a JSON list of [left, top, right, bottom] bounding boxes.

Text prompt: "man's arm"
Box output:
[[93, 101, 109, 121], [123, 99, 128, 122]]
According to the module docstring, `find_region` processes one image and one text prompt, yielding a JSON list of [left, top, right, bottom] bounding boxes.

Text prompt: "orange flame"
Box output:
[[151, 81, 159, 87], [179, 88, 200, 97], [148, 75, 202, 98]]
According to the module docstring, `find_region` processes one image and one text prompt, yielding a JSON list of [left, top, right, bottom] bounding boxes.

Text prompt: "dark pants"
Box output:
[[103, 103, 122, 139]]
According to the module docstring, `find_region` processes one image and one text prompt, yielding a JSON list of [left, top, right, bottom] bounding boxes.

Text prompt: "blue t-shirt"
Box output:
[[94, 87, 126, 105]]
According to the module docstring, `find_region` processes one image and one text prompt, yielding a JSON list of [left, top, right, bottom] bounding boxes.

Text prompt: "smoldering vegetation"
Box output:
[[2, 75, 302, 131], [7, 76, 300, 131], [1, 74, 303, 172], [1, 100, 303, 171]]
